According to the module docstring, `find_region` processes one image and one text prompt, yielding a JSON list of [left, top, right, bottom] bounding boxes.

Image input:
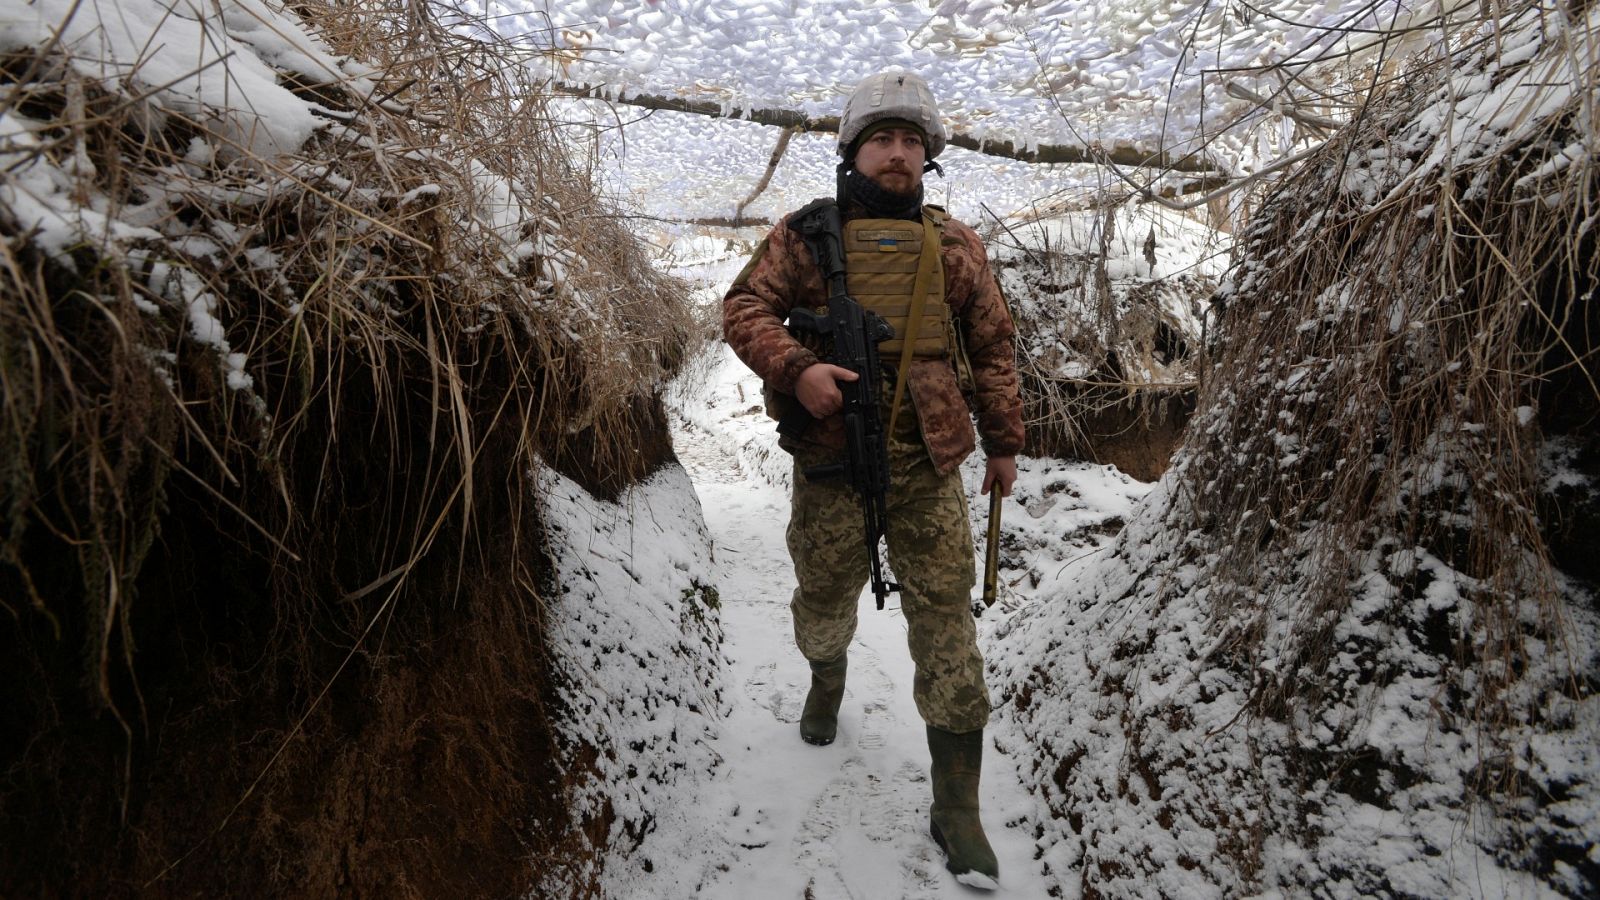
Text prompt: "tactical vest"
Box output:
[[777, 202, 975, 438], [841, 208, 953, 362]]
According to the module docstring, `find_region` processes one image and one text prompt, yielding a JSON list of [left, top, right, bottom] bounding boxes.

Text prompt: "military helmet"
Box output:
[[837, 70, 947, 162]]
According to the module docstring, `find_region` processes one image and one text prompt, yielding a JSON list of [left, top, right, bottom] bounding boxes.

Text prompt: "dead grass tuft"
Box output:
[[1174, 0, 1598, 877], [0, 0, 692, 893]]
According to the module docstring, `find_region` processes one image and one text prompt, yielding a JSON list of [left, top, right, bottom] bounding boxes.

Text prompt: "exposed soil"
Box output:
[[0, 281, 612, 897], [0, 469, 585, 900], [1025, 381, 1196, 482]]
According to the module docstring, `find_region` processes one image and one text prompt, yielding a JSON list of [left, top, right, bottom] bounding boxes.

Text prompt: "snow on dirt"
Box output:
[[15, 0, 1589, 895], [597, 335, 1149, 898]]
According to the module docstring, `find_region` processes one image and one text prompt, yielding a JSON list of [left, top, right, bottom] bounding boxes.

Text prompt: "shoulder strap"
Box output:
[[886, 211, 942, 436], [790, 197, 836, 234]]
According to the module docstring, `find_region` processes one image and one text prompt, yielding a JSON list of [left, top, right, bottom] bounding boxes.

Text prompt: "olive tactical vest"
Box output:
[[841, 210, 952, 362], [772, 202, 973, 438]]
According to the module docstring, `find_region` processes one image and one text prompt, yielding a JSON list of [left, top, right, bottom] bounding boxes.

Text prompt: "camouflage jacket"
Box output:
[[722, 203, 1024, 474]]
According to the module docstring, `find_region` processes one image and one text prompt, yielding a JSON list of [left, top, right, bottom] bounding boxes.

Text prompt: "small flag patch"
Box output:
[[878, 239, 898, 251]]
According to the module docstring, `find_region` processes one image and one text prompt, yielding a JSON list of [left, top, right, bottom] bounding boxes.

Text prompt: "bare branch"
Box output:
[[1224, 81, 1341, 134], [1140, 143, 1324, 211], [594, 212, 775, 228], [734, 126, 795, 223], [553, 81, 1225, 174]]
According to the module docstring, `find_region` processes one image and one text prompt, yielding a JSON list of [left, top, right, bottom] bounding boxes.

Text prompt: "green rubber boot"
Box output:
[[927, 725, 1000, 889], [798, 655, 847, 745]]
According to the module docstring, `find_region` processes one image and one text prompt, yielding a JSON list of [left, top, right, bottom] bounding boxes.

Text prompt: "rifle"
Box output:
[[777, 198, 901, 610]]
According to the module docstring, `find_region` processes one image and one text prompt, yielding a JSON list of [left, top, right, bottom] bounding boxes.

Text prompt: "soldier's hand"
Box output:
[[982, 456, 1017, 497], [796, 363, 859, 418]]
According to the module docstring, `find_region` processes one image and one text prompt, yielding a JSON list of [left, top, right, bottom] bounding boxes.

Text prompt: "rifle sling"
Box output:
[[887, 212, 940, 437]]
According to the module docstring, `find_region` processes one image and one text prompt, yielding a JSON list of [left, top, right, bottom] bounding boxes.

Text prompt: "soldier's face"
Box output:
[[854, 127, 925, 194]]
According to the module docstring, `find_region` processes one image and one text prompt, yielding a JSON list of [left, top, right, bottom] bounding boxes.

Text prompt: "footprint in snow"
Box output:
[[857, 761, 928, 844], [743, 659, 806, 724], [793, 758, 864, 899], [795, 759, 944, 900], [770, 683, 804, 724], [845, 643, 898, 750], [856, 698, 890, 751], [743, 660, 774, 695]]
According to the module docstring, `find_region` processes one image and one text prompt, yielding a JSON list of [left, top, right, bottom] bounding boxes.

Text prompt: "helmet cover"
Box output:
[[837, 70, 947, 161]]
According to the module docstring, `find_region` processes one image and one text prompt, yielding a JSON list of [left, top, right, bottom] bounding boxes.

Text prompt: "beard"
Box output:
[[869, 167, 918, 192]]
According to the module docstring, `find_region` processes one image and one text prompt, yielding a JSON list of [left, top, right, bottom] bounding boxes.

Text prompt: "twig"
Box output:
[[734, 126, 795, 224]]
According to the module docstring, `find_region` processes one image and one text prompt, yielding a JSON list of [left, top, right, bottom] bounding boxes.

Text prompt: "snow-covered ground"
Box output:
[[559, 320, 1148, 896], [12, 0, 1588, 894]]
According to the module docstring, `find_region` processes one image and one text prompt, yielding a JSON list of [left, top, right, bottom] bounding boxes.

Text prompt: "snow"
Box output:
[[956, 869, 1001, 890], [0, 0, 335, 159], [582, 5, 1593, 883], [606, 334, 1151, 897], [1382, 0, 1598, 202], [531, 231, 1159, 895], [0, 0, 358, 398], [969, 5, 1600, 895], [6, 0, 1595, 895], [536, 462, 726, 895]]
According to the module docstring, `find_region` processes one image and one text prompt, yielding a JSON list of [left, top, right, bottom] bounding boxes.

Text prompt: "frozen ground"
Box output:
[[589, 335, 1149, 897]]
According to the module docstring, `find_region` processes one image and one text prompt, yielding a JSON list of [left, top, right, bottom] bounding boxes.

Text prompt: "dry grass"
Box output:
[[1002, 9, 1597, 892], [971, 6, 1595, 895], [1182, 0, 1597, 831], [0, 0, 693, 893]]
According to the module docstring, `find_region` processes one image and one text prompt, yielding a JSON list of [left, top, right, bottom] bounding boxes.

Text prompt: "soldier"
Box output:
[[722, 70, 1023, 889]]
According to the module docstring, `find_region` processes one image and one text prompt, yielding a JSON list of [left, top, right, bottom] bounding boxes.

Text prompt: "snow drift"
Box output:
[[992, 2, 1600, 896]]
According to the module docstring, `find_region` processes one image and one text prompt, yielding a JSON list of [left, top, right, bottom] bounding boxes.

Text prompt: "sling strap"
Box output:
[[886, 209, 943, 437]]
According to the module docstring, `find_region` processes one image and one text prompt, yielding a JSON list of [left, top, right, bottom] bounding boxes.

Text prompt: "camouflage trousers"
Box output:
[[786, 432, 991, 734]]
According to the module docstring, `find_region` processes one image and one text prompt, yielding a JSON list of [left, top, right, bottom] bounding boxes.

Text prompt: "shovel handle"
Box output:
[[981, 490, 1002, 607]]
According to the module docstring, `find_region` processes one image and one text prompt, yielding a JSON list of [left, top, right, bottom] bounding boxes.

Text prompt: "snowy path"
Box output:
[[659, 350, 1060, 898]]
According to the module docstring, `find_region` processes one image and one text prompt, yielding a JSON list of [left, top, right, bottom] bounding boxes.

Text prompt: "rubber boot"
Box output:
[[927, 725, 1000, 889], [798, 655, 847, 745]]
